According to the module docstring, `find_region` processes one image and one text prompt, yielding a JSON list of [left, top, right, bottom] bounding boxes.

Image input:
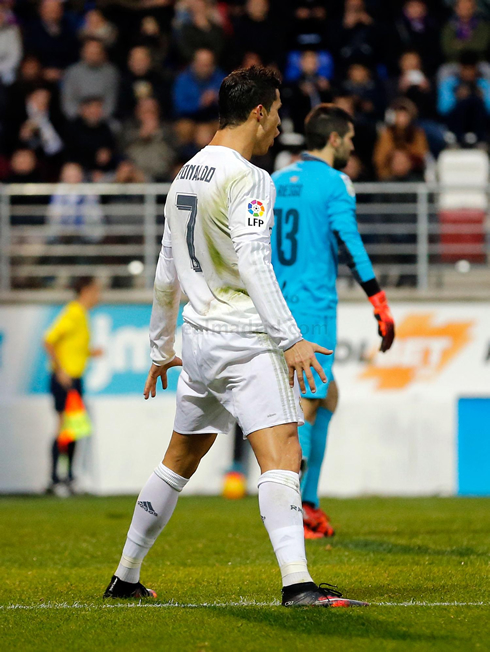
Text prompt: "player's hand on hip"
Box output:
[[284, 340, 332, 394], [369, 290, 395, 352], [144, 357, 183, 399]]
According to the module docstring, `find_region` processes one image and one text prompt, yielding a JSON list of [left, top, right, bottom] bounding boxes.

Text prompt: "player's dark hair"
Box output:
[[218, 66, 281, 129], [304, 104, 353, 150], [73, 276, 95, 295]]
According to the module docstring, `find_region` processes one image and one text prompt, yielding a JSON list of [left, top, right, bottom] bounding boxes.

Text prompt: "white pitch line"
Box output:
[[1, 600, 278, 610], [1, 601, 489, 611], [376, 602, 488, 607]]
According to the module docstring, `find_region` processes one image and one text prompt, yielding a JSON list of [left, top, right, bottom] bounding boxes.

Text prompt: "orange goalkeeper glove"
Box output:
[[369, 290, 395, 352]]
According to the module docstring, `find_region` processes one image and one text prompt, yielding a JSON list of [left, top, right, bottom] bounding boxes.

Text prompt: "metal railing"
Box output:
[[0, 182, 489, 298], [0, 183, 168, 293], [354, 182, 489, 294]]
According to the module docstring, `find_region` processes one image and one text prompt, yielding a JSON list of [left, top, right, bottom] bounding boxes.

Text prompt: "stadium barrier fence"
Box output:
[[0, 182, 489, 298]]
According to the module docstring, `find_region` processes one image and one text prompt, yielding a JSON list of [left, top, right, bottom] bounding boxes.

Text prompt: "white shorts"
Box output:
[[174, 322, 304, 437]]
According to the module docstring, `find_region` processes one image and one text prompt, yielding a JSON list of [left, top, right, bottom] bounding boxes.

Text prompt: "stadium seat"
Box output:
[[437, 149, 489, 263]]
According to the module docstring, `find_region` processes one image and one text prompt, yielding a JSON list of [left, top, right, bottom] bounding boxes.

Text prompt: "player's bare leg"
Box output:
[[248, 423, 302, 473], [104, 431, 216, 599], [301, 381, 338, 538], [162, 431, 218, 478]]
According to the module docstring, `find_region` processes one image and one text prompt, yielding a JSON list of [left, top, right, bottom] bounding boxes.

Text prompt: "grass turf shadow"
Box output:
[[209, 605, 455, 644], [337, 538, 486, 558]]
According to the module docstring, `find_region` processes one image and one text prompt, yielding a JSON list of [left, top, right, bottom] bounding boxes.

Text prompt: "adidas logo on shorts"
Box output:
[[137, 501, 158, 517]]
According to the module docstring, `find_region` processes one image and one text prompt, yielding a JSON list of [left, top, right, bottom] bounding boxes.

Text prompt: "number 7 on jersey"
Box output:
[[176, 194, 202, 272]]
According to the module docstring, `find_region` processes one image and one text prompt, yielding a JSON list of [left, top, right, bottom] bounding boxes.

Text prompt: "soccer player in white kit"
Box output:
[[103, 67, 368, 608]]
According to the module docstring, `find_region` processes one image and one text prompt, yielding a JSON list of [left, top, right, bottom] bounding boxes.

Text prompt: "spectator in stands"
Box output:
[[109, 158, 146, 184], [329, 0, 381, 73], [282, 50, 333, 133], [7, 148, 41, 184], [177, 120, 216, 161], [6, 149, 45, 229], [240, 51, 264, 69], [437, 50, 490, 143], [176, 0, 226, 63], [333, 93, 377, 178], [120, 97, 176, 181], [393, 1, 441, 74], [117, 45, 167, 120], [8, 55, 47, 111], [373, 98, 429, 180], [47, 162, 104, 244], [288, 0, 328, 51], [233, 0, 279, 67], [78, 9, 118, 50], [0, 3, 22, 85], [383, 148, 425, 181], [442, 0, 490, 19], [193, 120, 215, 148], [441, 0, 490, 61], [16, 87, 64, 169], [341, 62, 385, 121], [173, 48, 224, 129], [62, 39, 120, 120], [135, 15, 169, 67], [388, 50, 448, 155], [342, 153, 369, 181], [387, 51, 436, 119], [64, 97, 116, 175], [5, 55, 61, 152], [97, 0, 173, 66], [24, 0, 79, 81]]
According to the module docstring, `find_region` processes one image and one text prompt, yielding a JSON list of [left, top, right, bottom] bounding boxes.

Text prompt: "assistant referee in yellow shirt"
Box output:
[[44, 276, 102, 493]]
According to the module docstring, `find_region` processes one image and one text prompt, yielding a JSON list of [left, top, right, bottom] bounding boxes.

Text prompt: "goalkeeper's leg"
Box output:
[[301, 380, 339, 537]]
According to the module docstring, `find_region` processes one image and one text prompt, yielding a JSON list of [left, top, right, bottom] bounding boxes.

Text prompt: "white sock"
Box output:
[[115, 463, 188, 583], [258, 470, 314, 588]]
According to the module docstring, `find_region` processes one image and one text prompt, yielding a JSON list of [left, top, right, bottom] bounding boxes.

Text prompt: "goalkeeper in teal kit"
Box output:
[[271, 105, 395, 539]]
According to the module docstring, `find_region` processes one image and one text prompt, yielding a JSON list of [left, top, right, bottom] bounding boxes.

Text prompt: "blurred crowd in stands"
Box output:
[[2, 0, 490, 186]]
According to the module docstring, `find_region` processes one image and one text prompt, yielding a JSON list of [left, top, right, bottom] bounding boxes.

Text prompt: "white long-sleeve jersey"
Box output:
[[149, 145, 302, 366]]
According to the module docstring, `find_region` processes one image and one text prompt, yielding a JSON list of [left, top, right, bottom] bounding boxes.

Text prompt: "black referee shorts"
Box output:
[[49, 374, 84, 413]]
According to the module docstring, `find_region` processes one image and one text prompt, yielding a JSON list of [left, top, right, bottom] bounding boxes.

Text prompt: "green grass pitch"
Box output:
[[1, 495, 489, 651]]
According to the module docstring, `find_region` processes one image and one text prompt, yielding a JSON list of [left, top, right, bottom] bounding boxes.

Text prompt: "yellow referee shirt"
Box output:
[[44, 301, 91, 378]]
